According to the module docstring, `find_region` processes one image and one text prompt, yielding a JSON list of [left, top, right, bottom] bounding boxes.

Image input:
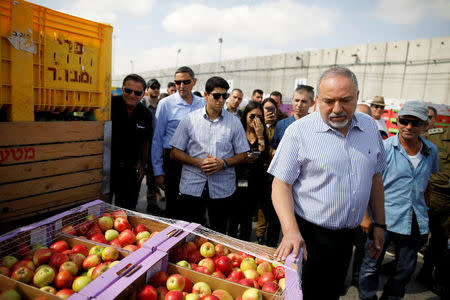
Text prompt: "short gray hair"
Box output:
[[316, 67, 358, 96]]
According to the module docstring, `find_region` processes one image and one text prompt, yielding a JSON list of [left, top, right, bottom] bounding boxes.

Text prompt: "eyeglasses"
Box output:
[[150, 85, 160, 90], [210, 93, 229, 100], [372, 105, 385, 109], [123, 88, 144, 96], [249, 114, 263, 121], [398, 118, 424, 127], [174, 80, 192, 85]]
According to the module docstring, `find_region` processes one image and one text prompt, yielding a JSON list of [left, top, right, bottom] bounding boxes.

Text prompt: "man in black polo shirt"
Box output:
[[111, 74, 153, 210]]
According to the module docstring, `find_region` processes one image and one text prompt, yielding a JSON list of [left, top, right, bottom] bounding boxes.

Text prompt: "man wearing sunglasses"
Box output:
[[151, 66, 205, 218], [169, 76, 249, 233], [111, 74, 153, 211], [359, 100, 439, 300]]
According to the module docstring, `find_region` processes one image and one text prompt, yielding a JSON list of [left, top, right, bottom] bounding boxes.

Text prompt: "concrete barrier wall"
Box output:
[[114, 36, 450, 105]]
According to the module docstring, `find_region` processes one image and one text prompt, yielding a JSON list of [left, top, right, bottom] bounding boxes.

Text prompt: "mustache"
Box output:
[[329, 112, 348, 118]]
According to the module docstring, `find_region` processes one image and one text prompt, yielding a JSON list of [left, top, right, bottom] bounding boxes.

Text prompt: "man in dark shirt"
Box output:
[[111, 74, 153, 210]]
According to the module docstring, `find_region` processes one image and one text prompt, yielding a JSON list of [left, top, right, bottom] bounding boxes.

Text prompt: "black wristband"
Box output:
[[374, 222, 387, 231], [222, 159, 228, 170]]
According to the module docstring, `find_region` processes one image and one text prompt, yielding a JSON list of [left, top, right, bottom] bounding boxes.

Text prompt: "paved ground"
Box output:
[[133, 179, 440, 299]]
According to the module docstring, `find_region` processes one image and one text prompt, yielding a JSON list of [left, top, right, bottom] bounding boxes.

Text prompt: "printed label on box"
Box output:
[[146, 260, 162, 283], [30, 226, 47, 247]]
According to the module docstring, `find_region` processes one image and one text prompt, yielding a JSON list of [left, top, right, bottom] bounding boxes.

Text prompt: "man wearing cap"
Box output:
[[370, 96, 389, 137], [359, 100, 439, 300], [141, 79, 163, 214], [152, 66, 205, 218]]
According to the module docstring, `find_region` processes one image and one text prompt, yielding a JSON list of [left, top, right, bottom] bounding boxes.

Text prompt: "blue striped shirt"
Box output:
[[268, 111, 387, 230], [151, 92, 205, 176], [169, 107, 249, 199]]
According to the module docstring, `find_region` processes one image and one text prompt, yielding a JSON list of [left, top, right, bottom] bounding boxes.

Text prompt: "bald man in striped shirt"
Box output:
[[268, 67, 387, 300]]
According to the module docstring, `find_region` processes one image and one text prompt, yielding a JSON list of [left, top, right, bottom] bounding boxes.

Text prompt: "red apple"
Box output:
[[138, 285, 158, 300], [239, 252, 254, 259], [183, 275, 193, 293], [11, 259, 35, 272], [192, 282, 211, 298], [157, 286, 168, 300], [255, 253, 271, 265], [166, 274, 185, 291], [50, 240, 69, 253], [17, 244, 32, 257], [11, 266, 34, 283], [55, 289, 75, 299], [216, 256, 232, 275], [262, 281, 279, 294], [183, 241, 197, 254], [49, 253, 69, 269], [211, 270, 226, 279], [82, 254, 101, 270], [199, 242, 215, 258], [258, 272, 276, 288], [165, 290, 183, 300], [214, 244, 229, 257], [123, 244, 138, 252], [33, 249, 54, 267], [60, 225, 77, 236], [54, 270, 73, 289], [90, 234, 108, 244], [272, 266, 285, 280], [256, 261, 272, 275], [110, 238, 123, 248], [227, 269, 244, 282], [239, 278, 258, 288], [212, 289, 234, 300], [137, 237, 150, 248], [69, 253, 86, 270], [133, 224, 148, 234], [76, 222, 93, 236], [114, 217, 131, 232], [59, 261, 78, 276], [193, 265, 210, 275], [118, 229, 136, 246], [204, 296, 219, 300], [91, 262, 109, 279], [227, 253, 242, 268], [188, 250, 202, 264], [150, 271, 168, 287], [198, 258, 215, 274], [112, 210, 127, 218], [72, 244, 89, 256]]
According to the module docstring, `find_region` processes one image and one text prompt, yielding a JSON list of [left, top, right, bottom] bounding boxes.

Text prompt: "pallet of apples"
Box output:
[[0, 221, 135, 299]]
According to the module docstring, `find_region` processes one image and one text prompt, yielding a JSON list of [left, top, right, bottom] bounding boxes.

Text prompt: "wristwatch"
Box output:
[[222, 159, 229, 170], [258, 140, 265, 147], [373, 223, 387, 231]]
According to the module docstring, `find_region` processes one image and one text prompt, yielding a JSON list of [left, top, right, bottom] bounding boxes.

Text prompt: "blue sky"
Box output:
[[29, 0, 450, 75]]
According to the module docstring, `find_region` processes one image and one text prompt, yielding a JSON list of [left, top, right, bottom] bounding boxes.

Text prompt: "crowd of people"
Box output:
[[110, 65, 448, 300]]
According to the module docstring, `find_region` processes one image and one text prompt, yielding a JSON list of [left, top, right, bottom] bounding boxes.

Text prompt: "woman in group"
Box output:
[[228, 101, 269, 241]]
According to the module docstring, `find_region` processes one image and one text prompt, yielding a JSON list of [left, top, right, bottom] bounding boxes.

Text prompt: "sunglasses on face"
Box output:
[[428, 115, 434, 119], [210, 93, 229, 100], [398, 118, 424, 127], [123, 88, 144, 96], [373, 105, 384, 109], [150, 85, 160, 90], [174, 80, 192, 85], [249, 114, 263, 121]]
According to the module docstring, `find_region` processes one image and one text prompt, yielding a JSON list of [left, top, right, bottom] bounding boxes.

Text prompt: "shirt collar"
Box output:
[[202, 106, 224, 122], [175, 92, 200, 106]]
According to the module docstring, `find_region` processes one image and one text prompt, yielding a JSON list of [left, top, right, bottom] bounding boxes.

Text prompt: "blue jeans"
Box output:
[[359, 217, 426, 300]]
